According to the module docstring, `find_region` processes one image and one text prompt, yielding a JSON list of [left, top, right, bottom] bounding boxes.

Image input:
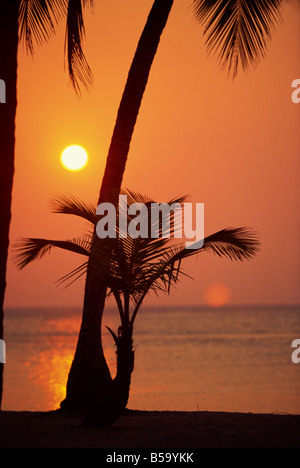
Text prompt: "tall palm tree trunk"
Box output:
[[99, 0, 174, 200], [0, 1, 19, 409], [62, 0, 174, 414]]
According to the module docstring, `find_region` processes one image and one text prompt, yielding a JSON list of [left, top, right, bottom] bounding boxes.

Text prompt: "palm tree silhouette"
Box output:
[[70, 0, 284, 414], [13, 190, 260, 426], [2, 0, 284, 413], [0, 0, 93, 408]]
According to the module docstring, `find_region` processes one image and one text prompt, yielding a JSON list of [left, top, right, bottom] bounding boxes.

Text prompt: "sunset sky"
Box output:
[[4, 0, 300, 309]]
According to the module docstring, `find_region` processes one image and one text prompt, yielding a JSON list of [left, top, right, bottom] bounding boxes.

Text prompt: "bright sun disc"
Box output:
[[205, 282, 231, 308], [60, 145, 88, 171]]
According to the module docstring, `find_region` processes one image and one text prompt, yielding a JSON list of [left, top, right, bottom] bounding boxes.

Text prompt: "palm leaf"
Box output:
[[116, 188, 186, 263], [50, 194, 97, 224], [56, 261, 89, 288], [13, 236, 90, 270], [181, 227, 259, 261], [104, 190, 186, 295], [65, 0, 94, 94], [19, 0, 67, 54], [132, 227, 260, 307], [18, 0, 93, 93], [92, 188, 186, 288], [193, 0, 283, 77]]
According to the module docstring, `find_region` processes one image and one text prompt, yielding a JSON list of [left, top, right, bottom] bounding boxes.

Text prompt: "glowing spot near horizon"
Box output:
[[60, 145, 88, 171], [205, 282, 231, 307]]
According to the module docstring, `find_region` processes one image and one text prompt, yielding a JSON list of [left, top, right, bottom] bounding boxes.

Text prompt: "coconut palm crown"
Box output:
[[13, 189, 260, 331]]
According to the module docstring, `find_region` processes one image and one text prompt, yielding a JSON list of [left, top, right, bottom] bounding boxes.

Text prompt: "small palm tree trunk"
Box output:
[[0, 1, 19, 409], [83, 327, 135, 428], [112, 327, 135, 409]]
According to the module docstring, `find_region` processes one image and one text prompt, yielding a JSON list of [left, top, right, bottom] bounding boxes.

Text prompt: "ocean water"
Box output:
[[2, 304, 300, 414]]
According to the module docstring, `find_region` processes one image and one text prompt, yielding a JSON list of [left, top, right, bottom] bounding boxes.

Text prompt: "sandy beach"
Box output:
[[1, 409, 299, 448]]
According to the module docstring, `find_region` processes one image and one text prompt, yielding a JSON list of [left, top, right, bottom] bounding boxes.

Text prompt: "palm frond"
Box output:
[[65, 0, 94, 94], [132, 227, 260, 304], [56, 261, 88, 288], [115, 188, 186, 264], [193, 0, 283, 77], [19, 0, 67, 54], [13, 236, 90, 270], [183, 227, 260, 261], [50, 194, 97, 224], [92, 188, 186, 287]]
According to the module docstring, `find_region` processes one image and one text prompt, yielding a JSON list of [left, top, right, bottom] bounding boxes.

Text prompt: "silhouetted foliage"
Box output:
[[14, 189, 259, 426]]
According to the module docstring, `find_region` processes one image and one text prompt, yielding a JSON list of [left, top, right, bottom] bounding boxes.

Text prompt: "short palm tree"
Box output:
[[13, 189, 259, 426], [0, 0, 93, 408]]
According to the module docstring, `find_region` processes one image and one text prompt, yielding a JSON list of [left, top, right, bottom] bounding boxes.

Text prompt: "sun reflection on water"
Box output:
[[3, 306, 300, 414]]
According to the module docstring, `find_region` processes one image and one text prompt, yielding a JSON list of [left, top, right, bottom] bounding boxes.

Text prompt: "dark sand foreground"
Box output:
[[1, 409, 300, 448]]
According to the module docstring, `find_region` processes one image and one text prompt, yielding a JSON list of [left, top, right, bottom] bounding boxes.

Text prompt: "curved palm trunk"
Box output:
[[62, 0, 174, 414], [99, 0, 174, 201], [83, 326, 135, 428], [60, 274, 112, 414], [0, 1, 19, 409]]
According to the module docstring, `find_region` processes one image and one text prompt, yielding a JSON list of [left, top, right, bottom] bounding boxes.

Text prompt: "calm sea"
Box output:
[[2, 304, 300, 414]]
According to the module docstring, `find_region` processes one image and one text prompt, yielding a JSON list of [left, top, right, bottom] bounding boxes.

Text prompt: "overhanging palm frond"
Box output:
[[13, 236, 90, 270], [19, 0, 67, 54], [193, 0, 283, 77], [65, 0, 94, 94]]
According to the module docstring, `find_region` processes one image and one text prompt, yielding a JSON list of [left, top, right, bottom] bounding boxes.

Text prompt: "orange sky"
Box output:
[[4, 0, 300, 308]]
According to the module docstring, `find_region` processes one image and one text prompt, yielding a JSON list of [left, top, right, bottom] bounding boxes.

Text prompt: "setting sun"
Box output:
[[205, 282, 231, 307], [60, 145, 88, 171]]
